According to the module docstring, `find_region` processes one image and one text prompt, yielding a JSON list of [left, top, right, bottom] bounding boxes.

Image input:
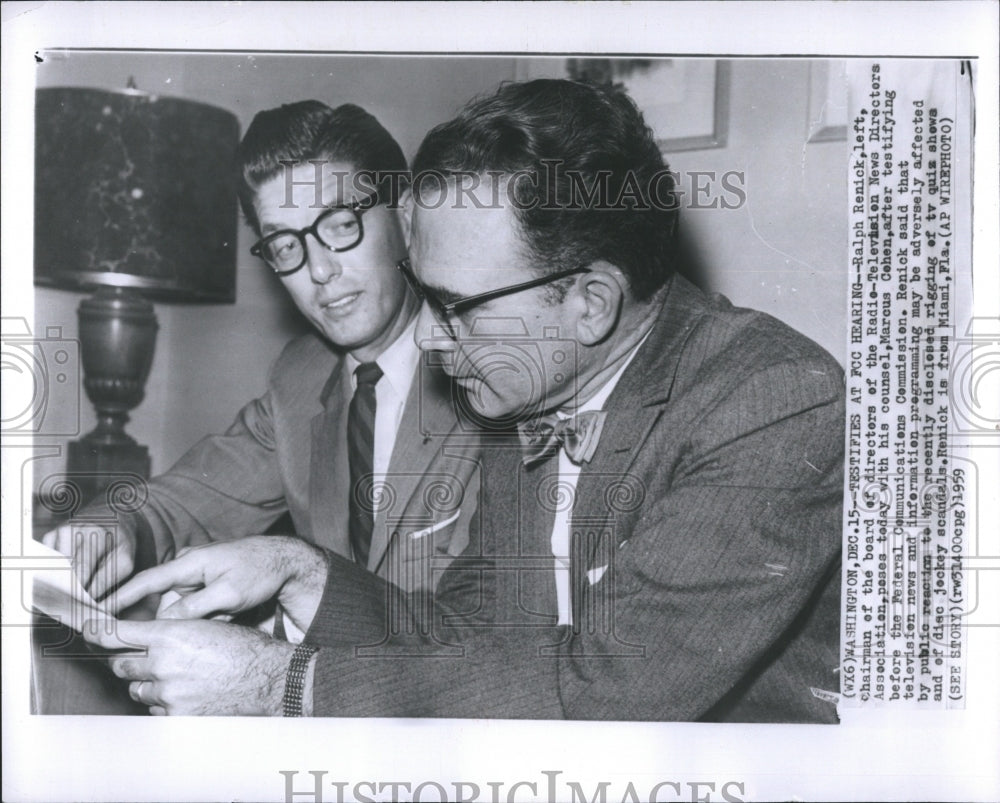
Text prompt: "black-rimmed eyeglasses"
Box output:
[[396, 257, 591, 338], [250, 189, 385, 277]]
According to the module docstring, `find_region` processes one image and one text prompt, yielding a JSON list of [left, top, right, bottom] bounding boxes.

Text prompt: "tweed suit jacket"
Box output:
[[113, 332, 481, 592], [304, 275, 845, 722]]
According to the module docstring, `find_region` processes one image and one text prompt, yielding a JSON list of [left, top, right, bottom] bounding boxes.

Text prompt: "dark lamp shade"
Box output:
[[34, 87, 240, 303]]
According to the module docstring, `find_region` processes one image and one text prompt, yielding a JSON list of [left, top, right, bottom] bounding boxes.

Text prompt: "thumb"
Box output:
[[81, 617, 149, 651], [158, 581, 239, 621]]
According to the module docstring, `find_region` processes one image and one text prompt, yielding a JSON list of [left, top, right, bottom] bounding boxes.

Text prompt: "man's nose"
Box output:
[[305, 235, 342, 283], [414, 302, 456, 352]]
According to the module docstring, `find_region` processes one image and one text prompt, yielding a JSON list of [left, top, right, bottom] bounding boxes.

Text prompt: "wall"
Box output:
[[669, 59, 847, 363], [30, 55, 845, 488]]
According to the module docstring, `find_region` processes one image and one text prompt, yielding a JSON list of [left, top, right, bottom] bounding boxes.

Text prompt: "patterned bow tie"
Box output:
[[518, 410, 607, 466]]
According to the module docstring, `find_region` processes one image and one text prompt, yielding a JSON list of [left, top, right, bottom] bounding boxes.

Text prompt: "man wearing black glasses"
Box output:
[[98, 81, 843, 723], [45, 101, 482, 711]]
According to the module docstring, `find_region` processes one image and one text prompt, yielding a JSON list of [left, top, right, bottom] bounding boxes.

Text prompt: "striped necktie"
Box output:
[[347, 361, 383, 566]]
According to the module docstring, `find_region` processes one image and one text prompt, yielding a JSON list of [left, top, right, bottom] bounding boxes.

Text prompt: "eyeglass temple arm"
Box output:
[[445, 266, 592, 316]]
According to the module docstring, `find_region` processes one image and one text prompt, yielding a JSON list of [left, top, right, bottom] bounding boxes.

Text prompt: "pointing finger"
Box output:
[[90, 543, 133, 602], [112, 561, 196, 614]]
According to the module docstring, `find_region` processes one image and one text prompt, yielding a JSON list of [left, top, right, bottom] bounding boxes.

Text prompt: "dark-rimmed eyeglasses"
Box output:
[[396, 257, 591, 338], [250, 189, 384, 277]]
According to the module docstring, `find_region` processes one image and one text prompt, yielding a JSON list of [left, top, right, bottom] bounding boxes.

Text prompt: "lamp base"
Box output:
[[67, 433, 151, 507], [68, 286, 158, 507]]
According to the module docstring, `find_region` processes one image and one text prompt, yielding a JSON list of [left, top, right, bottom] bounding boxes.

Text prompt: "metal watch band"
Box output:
[[282, 643, 319, 717]]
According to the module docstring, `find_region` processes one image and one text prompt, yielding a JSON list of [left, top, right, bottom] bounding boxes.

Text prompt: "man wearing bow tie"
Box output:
[[99, 79, 844, 723]]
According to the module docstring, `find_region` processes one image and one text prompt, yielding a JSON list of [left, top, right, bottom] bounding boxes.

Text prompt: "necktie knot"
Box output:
[[518, 410, 607, 466], [354, 362, 383, 388]]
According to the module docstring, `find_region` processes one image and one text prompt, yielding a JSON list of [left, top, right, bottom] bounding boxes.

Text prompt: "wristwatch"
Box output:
[[282, 643, 319, 717]]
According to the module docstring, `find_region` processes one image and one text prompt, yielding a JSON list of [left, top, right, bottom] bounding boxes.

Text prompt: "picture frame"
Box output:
[[514, 57, 730, 152], [807, 59, 849, 142]]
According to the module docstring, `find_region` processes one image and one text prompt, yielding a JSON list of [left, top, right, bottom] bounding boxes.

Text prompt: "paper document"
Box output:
[[25, 539, 115, 632]]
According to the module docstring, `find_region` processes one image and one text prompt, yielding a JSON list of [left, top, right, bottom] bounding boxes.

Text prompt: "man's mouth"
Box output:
[[320, 292, 360, 312], [440, 360, 474, 384], [452, 373, 484, 392]]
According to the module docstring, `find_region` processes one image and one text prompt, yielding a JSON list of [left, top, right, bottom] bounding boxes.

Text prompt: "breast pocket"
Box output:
[[386, 509, 466, 592], [407, 509, 462, 551]]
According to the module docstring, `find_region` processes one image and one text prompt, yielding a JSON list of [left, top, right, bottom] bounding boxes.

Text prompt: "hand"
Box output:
[[41, 521, 136, 601], [82, 618, 296, 716], [111, 536, 329, 633]]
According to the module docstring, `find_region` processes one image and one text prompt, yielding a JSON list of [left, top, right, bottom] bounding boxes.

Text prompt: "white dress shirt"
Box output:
[[282, 317, 421, 644], [550, 338, 648, 626], [344, 316, 421, 517]]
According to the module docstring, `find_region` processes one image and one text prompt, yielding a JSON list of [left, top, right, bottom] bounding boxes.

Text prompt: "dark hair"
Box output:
[[411, 79, 678, 302], [236, 100, 407, 234]]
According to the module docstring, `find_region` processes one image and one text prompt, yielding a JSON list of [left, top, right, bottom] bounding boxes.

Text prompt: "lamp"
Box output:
[[34, 86, 239, 504]]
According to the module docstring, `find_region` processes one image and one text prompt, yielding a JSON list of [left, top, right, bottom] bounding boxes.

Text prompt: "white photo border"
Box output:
[[3, 3, 998, 802]]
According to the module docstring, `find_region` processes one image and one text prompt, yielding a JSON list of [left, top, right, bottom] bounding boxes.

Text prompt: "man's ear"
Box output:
[[398, 187, 415, 248], [572, 262, 625, 346]]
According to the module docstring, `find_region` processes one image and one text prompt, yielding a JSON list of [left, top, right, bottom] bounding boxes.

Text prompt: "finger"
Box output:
[[111, 654, 151, 682], [149, 705, 167, 716], [174, 542, 217, 560], [90, 542, 134, 602], [74, 526, 112, 593], [158, 582, 240, 621], [128, 680, 160, 707], [71, 531, 89, 585], [112, 561, 197, 614], [51, 524, 76, 556], [82, 617, 153, 651], [154, 588, 198, 618]]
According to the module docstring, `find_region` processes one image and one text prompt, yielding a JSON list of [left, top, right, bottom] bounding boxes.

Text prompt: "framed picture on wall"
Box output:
[[807, 59, 849, 142], [514, 57, 730, 152]]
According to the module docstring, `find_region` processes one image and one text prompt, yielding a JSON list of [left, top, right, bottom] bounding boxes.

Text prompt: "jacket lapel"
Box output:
[[571, 276, 708, 566], [368, 362, 460, 574], [308, 360, 353, 557]]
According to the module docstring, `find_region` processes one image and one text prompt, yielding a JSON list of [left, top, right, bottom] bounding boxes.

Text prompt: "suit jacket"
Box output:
[[303, 275, 845, 722], [112, 333, 481, 592]]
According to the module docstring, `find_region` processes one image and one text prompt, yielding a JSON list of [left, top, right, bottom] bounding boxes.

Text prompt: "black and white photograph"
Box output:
[[2, 3, 997, 802]]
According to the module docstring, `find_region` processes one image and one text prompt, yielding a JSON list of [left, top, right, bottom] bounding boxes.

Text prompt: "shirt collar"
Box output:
[[559, 329, 652, 418], [344, 315, 420, 398]]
